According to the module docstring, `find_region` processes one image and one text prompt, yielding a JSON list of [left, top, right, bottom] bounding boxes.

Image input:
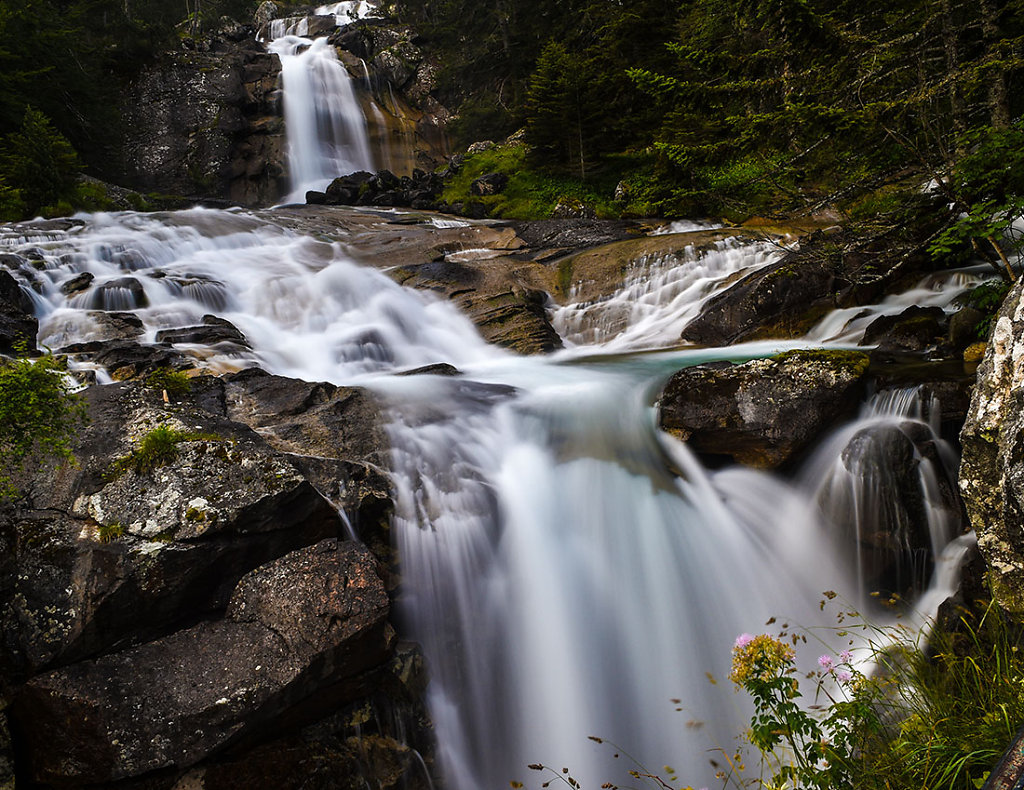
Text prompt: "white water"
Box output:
[[1, 208, 968, 789], [553, 238, 782, 351], [267, 26, 375, 202]]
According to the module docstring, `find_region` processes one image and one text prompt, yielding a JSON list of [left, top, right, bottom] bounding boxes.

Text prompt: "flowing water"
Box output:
[[266, 9, 377, 202], [1, 209, 975, 788]]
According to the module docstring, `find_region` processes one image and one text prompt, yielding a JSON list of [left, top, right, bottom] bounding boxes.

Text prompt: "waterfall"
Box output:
[[2, 209, 969, 789], [267, 20, 376, 202]]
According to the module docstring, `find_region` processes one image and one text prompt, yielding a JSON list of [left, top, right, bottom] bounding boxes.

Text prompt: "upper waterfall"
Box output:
[[266, 8, 378, 202]]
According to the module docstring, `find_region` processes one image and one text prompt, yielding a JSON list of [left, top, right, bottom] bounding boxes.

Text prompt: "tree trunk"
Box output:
[[979, 0, 1011, 128]]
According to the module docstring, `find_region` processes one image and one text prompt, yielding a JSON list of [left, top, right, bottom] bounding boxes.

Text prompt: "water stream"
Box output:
[[2, 208, 975, 787]]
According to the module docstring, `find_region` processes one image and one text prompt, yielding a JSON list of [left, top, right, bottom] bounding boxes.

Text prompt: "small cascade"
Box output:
[[802, 387, 961, 601], [552, 238, 781, 350], [267, 14, 376, 201]]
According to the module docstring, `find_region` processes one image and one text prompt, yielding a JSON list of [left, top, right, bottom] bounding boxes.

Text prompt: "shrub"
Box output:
[[144, 368, 192, 399], [0, 352, 86, 499], [108, 424, 221, 477]]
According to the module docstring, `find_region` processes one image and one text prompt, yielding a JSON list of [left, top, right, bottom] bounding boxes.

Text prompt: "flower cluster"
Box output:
[[729, 633, 796, 686], [817, 649, 855, 683]]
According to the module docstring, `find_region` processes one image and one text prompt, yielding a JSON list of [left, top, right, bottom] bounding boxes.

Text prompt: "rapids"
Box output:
[[1, 207, 977, 788]]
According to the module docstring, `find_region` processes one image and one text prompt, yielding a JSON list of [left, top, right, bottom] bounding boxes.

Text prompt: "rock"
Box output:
[[658, 349, 870, 467], [0, 269, 37, 355], [960, 276, 1024, 614], [13, 539, 393, 785], [58, 339, 190, 380], [862, 305, 947, 351], [466, 141, 495, 155], [59, 271, 95, 296], [118, 32, 284, 206], [254, 1, 280, 28], [156, 315, 251, 349], [819, 421, 948, 597], [948, 305, 986, 349], [90, 276, 149, 310], [0, 380, 344, 679], [470, 172, 508, 196]]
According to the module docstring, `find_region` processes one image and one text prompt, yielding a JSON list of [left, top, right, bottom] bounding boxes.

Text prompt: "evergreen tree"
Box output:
[[0, 106, 82, 216]]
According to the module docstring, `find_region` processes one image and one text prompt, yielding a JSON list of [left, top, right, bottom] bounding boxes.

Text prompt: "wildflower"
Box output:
[[818, 655, 834, 671], [839, 650, 853, 663], [837, 670, 853, 683], [734, 633, 754, 649], [730, 634, 795, 685]]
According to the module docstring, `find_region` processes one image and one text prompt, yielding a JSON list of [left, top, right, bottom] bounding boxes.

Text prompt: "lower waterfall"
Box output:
[[2, 208, 971, 789]]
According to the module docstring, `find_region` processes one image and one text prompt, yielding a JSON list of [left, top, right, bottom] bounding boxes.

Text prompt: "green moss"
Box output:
[[771, 348, 870, 376], [441, 143, 618, 220], [556, 258, 575, 297]]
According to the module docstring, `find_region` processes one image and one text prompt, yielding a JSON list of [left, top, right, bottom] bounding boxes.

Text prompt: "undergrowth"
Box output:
[[108, 424, 219, 477], [519, 598, 1024, 790]]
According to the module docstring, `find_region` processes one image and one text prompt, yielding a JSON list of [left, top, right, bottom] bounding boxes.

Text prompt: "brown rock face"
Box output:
[[14, 539, 392, 785]]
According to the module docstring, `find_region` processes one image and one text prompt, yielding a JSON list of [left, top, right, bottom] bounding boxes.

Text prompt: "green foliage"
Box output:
[[144, 368, 193, 399], [0, 352, 86, 499], [109, 424, 222, 477], [0, 107, 83, 218], [97, 521, 125, 543], [441, 143, 617, 219], [728, 600, 1024, 790], [929, 120, 1024, 278]]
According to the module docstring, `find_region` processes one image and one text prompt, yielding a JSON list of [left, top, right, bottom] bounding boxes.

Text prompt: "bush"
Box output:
[[144, 368, 193, 399], [0, 352, 86, 498]]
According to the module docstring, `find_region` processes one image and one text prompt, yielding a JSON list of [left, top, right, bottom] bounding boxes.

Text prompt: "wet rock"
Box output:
[[89, 311, 146, 342], [59, 271, 95, 296], [0, 380, 343, 679], [90, 276, 148, 310], [0, 270, 37, 355], [58, 339, 190, 380], [948, 305, 986, 349], [862, 305, 947, 351], [156, 315, 251, 349], [253, 0, 279, 28], [470, 172, 508, 196], [13, 539, 392, 785], [960, 276, 1024, 614], [396, 363, 460, 377], [658, 349, 870, 468], [821, 422, 940, 597]]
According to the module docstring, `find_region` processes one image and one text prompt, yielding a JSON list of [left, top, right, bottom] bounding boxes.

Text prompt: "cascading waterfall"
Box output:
[[1, 210, 971, 789], [266, 10, 377, 202]]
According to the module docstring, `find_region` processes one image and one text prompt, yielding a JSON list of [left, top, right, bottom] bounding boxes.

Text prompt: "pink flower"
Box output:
[[839, 650, 853, 663], [837, 670, 853, 682], [734, 633, 754, 649], [818, 655, 834, 671]]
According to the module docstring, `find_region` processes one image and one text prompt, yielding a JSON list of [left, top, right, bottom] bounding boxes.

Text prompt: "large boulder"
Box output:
[[1, 380, 344, 679], [12, 539, 393, 785], [658, 349, 871, 467], [960, 276, 1024, 614]]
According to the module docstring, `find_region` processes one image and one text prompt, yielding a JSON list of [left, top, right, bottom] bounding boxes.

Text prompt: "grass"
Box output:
[[144, 368, 193, 399], [108, 424, 220, 477]]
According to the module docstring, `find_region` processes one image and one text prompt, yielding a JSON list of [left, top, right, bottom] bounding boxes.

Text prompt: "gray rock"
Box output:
[[13, 539, 392, 785], [470, 172, 508, 196], [658, 349, 870, 467], [59, 271, 94, 296], [0, 381, 343, 679], [862, 305, 947, 351], [0, 270, 37, 355], [960, 276, 1024, 613], [118, 33, 284, 206]]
